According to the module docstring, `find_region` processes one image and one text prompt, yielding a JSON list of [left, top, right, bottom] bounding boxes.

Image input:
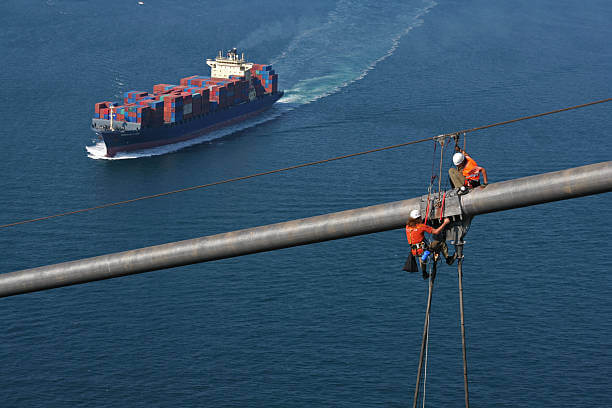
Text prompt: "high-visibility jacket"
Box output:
[[462, 154, 483, 185], [406, 224, 433, 255]]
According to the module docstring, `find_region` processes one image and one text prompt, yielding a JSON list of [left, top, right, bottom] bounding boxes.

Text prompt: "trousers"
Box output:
[[403, 240, 450, 273], [449, 168, 480, 189]]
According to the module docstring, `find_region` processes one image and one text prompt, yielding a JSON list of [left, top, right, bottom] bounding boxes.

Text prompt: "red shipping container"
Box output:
[[179, 75, 198, 86], [95, 101, 112, 113], [153, 84, 171, 93]]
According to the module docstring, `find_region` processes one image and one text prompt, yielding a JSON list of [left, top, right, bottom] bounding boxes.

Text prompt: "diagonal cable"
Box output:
[[1, 97, 610, 229]]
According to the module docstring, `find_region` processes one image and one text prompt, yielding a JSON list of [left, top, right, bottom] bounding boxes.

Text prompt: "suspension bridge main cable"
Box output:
[[1, 97, 610, 229]]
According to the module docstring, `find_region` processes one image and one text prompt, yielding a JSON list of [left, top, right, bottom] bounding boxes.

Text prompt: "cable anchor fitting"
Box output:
[[433, 133, 450, 147]]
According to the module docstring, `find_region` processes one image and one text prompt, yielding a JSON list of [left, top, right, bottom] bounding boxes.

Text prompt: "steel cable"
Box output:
[[1, 97, 610, 229]]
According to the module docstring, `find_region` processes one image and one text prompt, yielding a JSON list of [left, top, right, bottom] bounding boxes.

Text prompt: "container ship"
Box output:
[[91, 49, 283, 157]]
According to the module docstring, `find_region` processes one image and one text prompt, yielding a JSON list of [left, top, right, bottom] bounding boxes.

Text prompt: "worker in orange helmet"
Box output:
[[403, 209, 456, 279], [449, 147, 488, 193]]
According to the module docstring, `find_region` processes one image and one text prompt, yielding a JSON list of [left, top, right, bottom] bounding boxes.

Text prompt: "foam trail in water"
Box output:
[[87, 0, 435, 159], [274, 0, 437, 105]]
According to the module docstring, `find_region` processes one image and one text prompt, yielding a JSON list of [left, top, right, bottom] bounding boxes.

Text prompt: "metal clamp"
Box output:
[[433, 133, 449, 146]]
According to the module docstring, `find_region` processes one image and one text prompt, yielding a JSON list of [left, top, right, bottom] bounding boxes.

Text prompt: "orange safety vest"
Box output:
[[406, 224, 433, 255], [462, 154, 483, 185]]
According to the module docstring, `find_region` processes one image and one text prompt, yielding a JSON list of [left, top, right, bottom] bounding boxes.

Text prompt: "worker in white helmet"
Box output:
[[449, 147, 488, 192], [403, 209, 455, 279]]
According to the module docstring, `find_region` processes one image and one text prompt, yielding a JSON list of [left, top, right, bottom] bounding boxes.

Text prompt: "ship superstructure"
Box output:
[[207, 49, 253, 80]]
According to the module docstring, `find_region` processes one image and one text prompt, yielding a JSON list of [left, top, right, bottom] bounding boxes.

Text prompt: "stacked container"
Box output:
[[163, 94, 184, 123], [98, 108, 110, 120], [142, 100, 164, 126], [123, 91, 149, 105], [153, 84, 177, 93], [228, 76, 249, 104], [114, 106, 126, 122], [198, 88, 211, 114], [207, 83, 229, 109], [251, 64, 278, 95], [192, 92, 202, 116], [94, 62, 277, 125], [180, 75, 211, 87], [94, 101, 113, 119], [181, 93, 193, 120]]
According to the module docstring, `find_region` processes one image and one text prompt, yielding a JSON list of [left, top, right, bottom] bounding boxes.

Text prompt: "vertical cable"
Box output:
[[413, 261, 437, 408], [456, 242, 470, 408]]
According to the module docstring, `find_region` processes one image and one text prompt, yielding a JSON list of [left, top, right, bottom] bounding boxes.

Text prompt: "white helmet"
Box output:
[[410, 209, 420, 219], [453, 152, 465, 166]]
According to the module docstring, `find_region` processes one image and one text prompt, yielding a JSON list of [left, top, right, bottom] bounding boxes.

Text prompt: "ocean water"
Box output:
[[1, 0, 611, 406]]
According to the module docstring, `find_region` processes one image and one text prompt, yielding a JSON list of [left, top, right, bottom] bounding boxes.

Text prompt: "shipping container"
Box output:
[[92, 50, 282, 156]]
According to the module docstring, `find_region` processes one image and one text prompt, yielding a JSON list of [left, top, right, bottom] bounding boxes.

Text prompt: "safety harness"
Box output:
[[410, 241, 428, 254]]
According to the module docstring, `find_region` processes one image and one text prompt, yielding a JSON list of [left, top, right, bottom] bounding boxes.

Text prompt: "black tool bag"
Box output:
[[402, 251, 420, 273]]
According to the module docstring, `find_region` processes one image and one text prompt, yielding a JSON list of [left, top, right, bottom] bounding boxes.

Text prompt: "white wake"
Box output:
[[86, 106, 288, 160], [86, 0, 436, 159], [274, 0, 437, 105]]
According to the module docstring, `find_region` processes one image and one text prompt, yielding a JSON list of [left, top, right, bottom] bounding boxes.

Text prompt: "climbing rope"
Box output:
[[427, 134, 452, 220], [1, 98, 610, 229], [413, 260, 438, 408], [455, 242, 470, 408], [422, 303, 431, 408], [430, 140, 438, 187], [437, 138, 444, 198], [423, 141, 438, 225], [438, 191, 446, 222], [443, 136, 454, 191]]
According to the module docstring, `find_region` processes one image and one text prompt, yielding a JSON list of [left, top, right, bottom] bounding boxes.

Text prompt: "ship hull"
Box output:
[[93, 91, 283, 157]]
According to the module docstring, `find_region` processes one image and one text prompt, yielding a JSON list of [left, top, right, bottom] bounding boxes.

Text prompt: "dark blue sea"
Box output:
[[1, 0, 611, 406]]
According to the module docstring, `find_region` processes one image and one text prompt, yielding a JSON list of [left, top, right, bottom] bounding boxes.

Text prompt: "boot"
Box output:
[[438, 243, 453, 264], [439, 243, 450, 259], [421, 263, 429, 280]]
